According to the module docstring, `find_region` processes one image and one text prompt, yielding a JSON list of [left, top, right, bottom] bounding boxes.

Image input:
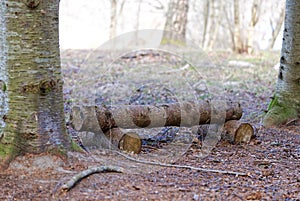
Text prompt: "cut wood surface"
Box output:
[[71, 101, 243, 133], [105, 128, 142, 154], [222, 120, 254, 144]]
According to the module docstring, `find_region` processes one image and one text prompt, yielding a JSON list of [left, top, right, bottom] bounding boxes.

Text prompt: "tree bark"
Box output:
[[71, 101, 242, 133], [264, 0, 300, 127], [0, 0, 70, 169]]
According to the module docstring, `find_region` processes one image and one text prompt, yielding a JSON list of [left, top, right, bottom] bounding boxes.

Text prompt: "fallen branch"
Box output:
[[60, 166, 123, 192], [115, 151, 248, 176]]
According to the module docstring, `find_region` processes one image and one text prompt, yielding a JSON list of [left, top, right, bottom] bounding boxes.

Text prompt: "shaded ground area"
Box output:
[[0, 50, 299, 200]]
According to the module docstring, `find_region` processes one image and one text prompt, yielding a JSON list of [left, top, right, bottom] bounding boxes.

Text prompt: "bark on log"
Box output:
[[71, 101, 242, 132], [222, 120, 254, 144], [70, 101, 242, 153]]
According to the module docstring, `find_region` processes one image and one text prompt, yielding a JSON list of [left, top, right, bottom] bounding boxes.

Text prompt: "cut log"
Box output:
[[70, 101, 242, 153], [105, 128, 141, 154], [222, 120, 254, 144], [71, 101, 243, 133], [70, 107, 141, 153]]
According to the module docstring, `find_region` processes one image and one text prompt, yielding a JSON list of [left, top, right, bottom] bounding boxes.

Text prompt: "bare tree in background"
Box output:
[[162, 0, 189, 44], [201, 0, 210, 48], [134, 0, 143, 44], [225, 0, 262, 53], [206, 1, 223, 50], [233, 0, 242, 53], [247, 0, 262, 54], [201, 0, 223, 50], [109, 0, 125, 39], [109, 0, 117, 39], [268, 3, 285, 49]]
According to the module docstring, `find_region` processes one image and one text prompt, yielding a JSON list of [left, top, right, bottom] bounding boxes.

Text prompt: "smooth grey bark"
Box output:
[[263, 0, 300, 127], [0, 0, 70, 168]]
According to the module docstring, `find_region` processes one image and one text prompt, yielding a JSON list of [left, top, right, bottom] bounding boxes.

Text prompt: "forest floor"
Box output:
[[1, 49, 299, 200]]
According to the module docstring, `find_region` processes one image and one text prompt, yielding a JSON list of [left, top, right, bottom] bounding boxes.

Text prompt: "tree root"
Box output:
[[59, 165, 123, 192]]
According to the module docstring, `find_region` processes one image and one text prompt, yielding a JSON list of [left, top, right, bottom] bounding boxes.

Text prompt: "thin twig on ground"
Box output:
[[60, 166, 123, 192], [115, 151, 248, 176]]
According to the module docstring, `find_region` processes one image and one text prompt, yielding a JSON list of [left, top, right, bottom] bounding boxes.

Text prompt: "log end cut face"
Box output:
[[118, 132, 142, 154], [234, 123, 254, 144]]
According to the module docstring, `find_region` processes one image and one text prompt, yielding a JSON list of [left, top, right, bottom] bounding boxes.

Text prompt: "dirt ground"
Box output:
[[0, 49, 299, 200]]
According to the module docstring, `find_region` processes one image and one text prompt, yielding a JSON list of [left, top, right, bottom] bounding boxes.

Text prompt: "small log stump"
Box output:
[[105, 128, 141, 154], [223, 120, 254, 144]]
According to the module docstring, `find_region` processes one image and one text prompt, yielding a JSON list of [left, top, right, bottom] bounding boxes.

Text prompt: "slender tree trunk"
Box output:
[[0, 0, 70, 169], [247, 0, 261, 54], [207, 0, 222, 50], [233, 0, 242, 53], [134, 0, 142, 45], [224, 3, 235, 50], [268, 5, 285, 50], [203, 0, 215, 49], [109, 0, 117, 39], [201, 0, 210, 48], [263, 0, 300, 127], [162, 0, 189, 45]]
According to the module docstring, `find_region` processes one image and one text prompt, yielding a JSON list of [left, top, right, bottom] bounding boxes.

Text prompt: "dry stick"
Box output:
[[60, 166, 123, 192], [115, 151, 248, 176]]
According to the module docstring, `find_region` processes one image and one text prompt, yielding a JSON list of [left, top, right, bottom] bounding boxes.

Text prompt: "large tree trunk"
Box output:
[[263, 0, 300, 127], [0, 0, 70, 169], [162, 0, 189, 45]]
